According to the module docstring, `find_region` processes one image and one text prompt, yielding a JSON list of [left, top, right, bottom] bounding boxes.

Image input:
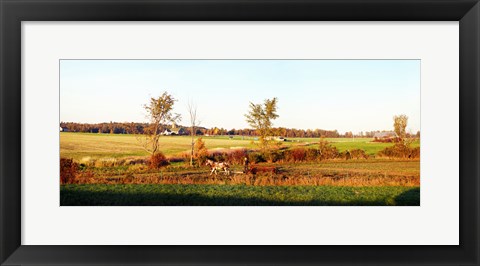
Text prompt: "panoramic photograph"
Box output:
[[60, 59, 420, 206]]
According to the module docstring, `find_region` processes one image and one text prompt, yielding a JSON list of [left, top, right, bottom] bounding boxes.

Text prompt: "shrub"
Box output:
[[409, 147, 420, 159], [339, 149, 368, 160], [194, 137, 209, 166], [350, 149, 368, 159], [227, 149, 248, 165], [318, 139, 340, 160], [305, 148, 319, 161], [149, 152, 169, 169], [340, 150, 352, 160], [209, 151, 227, 162], [378, 144, 403, 158], [378, 143, 420, 159], [265, 149, 285, 163], [286, 148, 307, 162], [248, 152, 266, 164], [124, 157, 148, 165], [60, 158, 78, 184]]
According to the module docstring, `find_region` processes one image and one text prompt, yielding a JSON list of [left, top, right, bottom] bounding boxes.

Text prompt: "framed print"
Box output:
[[1, 0, 479, 265], [57, 58, 422, 207]]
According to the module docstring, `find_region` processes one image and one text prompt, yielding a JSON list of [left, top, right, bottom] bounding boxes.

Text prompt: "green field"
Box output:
[[60, 132, 418, 161], [60, 184, 420, 206]]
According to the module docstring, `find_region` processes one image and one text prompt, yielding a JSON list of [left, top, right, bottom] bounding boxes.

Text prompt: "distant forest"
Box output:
[[60, 122, 419, 138]]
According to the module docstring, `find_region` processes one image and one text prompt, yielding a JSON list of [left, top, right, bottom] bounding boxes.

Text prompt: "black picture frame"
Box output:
[[1, 0, 479, 265]]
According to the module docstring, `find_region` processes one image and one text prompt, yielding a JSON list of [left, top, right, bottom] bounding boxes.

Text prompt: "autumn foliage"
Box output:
[[378, 143, 420, 159], [149, 152, 169, 169], [193, 137, 209, 166], [60, 158, 78, 184]]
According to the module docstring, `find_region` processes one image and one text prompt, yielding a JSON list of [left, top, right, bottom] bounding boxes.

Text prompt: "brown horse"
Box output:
[[205, 159, 231, 175]]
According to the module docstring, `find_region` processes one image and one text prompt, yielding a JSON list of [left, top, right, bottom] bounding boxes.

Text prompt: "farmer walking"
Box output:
[[243, 156, 249, 174]]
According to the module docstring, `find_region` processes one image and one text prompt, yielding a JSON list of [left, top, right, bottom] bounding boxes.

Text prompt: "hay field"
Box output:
[[60, 132, 417, 161]]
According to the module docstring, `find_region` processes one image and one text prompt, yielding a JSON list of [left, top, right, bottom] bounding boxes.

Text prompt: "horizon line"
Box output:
[[59, 121, 420, 134]]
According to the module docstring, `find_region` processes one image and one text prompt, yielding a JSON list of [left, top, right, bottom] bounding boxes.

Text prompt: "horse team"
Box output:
[[205, 158, 277, 176], [205, 159, 231, 175]]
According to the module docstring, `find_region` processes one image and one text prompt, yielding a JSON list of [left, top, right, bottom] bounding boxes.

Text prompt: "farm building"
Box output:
[[373, 131, 397, 140], [60, 126, 68, 132], [161, 127, 186, 136], [266, 136, 287, 142]]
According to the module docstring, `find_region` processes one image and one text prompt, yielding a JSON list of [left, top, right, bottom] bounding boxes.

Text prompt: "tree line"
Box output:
[[60, 121, 418, 139], [59, 121, 347, 138]]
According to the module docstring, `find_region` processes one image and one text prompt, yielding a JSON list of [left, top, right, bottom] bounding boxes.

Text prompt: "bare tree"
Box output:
[[138, 92, 181, 156], [187, 101, 201, 167]]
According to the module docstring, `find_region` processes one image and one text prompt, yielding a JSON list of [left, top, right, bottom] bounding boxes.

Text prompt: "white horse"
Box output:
[[205, 159, 231, 175]]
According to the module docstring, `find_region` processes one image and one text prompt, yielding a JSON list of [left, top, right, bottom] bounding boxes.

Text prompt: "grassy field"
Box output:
[[60, 132, 420, 206], [60, 184, 420, 206], [76, 160, 419, 187], [60, 132, 418, 161]]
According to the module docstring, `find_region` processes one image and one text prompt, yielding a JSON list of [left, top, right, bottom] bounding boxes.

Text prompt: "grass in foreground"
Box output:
[[60, 184, 420, 206], [73, 159, 419, 187]]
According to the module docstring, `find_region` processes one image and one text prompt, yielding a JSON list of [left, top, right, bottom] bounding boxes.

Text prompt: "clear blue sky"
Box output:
[[60, 60, 420, 134]]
